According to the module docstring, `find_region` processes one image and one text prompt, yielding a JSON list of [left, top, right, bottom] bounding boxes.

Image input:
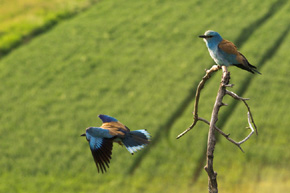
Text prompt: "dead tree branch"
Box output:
[[198, 118, 244, 152], [204, 66, 230, 193], [176, 65, 258, 193], [176, 65, 221, 139], [225, 90, 258, 135], [238, 112, 255, 144], [176, 66, 258, 149]]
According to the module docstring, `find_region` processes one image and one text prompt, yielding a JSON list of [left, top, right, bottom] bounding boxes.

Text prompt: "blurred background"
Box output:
[[0, 0, 289, 192]]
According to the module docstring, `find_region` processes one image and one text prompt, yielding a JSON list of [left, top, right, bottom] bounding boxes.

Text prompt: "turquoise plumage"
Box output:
[[81, 114, 151, 173], [199, 30, 261, 74]]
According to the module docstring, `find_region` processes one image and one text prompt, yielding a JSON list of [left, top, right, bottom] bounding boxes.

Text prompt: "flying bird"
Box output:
[[81, 114, 151, 173], [199, 30, 261, 74]]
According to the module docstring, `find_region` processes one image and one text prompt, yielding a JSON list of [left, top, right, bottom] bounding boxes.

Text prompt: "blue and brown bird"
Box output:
[[199, 30, 261, 74], [81, 114, 151, 173]]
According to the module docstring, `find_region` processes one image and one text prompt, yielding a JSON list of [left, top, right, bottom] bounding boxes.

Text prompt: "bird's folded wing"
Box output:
[[101, 122, 129, 136], [235, 52, 247, 65], [218, 39, 239, 55], [89, 137, 113, 173]]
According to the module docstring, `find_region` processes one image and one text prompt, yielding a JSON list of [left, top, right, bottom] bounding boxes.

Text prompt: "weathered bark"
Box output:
[[204, 68, 230, 193], [177, 66, 258, 193]]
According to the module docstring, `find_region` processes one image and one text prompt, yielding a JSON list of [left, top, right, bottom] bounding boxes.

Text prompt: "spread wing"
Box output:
[[218, 39, 239, 55], [88, 137, 113, 173]]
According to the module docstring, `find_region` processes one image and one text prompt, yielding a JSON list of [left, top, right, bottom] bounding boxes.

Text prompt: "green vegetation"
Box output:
[[0, 0, 289, 192], [0, 0, 99, 55]]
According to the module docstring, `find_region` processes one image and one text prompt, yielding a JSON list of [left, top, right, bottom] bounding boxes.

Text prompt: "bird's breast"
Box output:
[[208, 47, 222, 65]]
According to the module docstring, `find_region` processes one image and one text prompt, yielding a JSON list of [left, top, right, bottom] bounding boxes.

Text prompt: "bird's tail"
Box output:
[[237, 53, 262, 74], [251, 67, 262, 75], [121, 129, 151, 154]]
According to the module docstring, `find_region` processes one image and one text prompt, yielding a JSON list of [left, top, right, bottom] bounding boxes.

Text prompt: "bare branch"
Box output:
[[176, 64, 258, 193], [205, 68, 231, 193], [176, 65, 221, 139], [200, 112, 255, 151], [242, 101, 258, 135], [237, 112, 255, 144], [225, 90, 249, 100], [226, 90, 258, 135], [198, 117, 244, 152], [177, 69, 258, 146], [177, 64, 258, 193]]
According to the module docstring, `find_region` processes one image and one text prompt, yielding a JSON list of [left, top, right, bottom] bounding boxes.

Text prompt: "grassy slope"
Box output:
[[0, 0, 99, 54], [0, 0, 289, 192]]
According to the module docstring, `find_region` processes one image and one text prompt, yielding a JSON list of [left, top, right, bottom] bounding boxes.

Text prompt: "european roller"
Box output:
[[199, 30, 261, 74], [81, 114, 151, 173]]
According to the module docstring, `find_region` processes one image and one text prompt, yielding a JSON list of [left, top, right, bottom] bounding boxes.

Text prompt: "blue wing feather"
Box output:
[[98, 114, 118, 123], [88, 136, 113, 173], [89, 137, 103, 150], [86, 127, 114, 138]]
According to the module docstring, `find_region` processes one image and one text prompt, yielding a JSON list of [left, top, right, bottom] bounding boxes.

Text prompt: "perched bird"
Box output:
[[81, 114, 151, 173], [199, 30, 261, 74]]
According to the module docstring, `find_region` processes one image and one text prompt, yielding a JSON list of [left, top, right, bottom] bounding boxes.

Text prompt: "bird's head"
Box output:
[[82, 127, 101, 138], [80, 127, 92, 137], [80, 127, 94, 140], [199, 30, 223, 44]]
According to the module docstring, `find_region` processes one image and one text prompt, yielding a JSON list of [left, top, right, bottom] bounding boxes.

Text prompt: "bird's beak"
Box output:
[[80, 133, 86, 137], [199, 35, 207, 38], [199, 35, 213, 39]]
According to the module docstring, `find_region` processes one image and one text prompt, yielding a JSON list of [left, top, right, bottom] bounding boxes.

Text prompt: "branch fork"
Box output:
[[176, 65, 258, 151], [177, 65, 258, 193]]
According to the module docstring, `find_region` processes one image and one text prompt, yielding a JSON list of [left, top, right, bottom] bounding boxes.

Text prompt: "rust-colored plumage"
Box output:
[[218, 39, 239, 55], [101, 122, 128, 136]]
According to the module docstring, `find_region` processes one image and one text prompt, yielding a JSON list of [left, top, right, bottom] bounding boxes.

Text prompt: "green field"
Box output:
[[0, 0, 99, 55], [0, 0, 289, 192]]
